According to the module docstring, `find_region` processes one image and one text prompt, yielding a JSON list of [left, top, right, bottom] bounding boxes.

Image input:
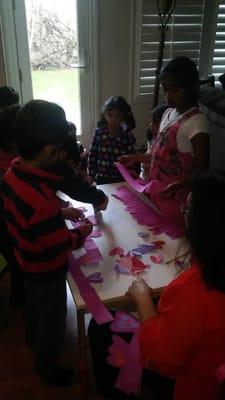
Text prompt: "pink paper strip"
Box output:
[[115, 162, 147, 192], [68, 253, 113, 324], [113, 186, 184, 239]]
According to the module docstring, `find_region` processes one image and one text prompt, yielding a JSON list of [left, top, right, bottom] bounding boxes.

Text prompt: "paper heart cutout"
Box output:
[[87, 272, 103, 283], [114, 264, 130, 274], [150, 254, 164, 264], [109, 247, 124, 256], [107, 335, 129, 368], [110, 311, 140, 333]]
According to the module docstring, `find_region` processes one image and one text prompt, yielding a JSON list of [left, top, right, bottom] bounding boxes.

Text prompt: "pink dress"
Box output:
[[144, 108, 201, 221]]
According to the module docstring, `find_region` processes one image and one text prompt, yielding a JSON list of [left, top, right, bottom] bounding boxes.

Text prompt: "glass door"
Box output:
[[11, 0, 98, 145]]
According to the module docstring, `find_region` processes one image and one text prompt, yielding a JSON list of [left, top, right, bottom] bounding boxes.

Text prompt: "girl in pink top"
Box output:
[[119, 57, 209, 221]]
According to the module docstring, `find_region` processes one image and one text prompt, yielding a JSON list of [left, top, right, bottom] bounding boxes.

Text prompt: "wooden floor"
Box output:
[[0, 272, 99, 400]]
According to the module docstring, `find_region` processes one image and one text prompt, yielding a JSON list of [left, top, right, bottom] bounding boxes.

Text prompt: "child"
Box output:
[[48, 123, 108, 211], [119, 57, 209, 220], [1, 100, 93, 386], [0, 85, 19, 111], [88, 96, 136, 184], [88, 172, 225, 400]]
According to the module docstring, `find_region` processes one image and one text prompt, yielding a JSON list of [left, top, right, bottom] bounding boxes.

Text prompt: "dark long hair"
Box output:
[[98, 96, 136, 130], [160, 56, 199, 106], [187, 172, 225, 292], [0, 105, 20, 152]]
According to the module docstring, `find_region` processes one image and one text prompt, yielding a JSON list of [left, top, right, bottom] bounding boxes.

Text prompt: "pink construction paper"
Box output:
[[113, 186, 184, 239], [87, 272, 103, 283], [112, 332, 142, 395], [76, 238, 103, 265], [150, 254, 164, 264], [115, 162, 147, 192], [117, 256, 133, 271], [110, 311, 140, 333], [68, 254, 113, 324], [109, 247, 124, 257], [107, 335, 129, 368]]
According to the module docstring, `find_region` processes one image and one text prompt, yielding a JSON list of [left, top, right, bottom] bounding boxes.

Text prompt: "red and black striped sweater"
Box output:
[[1, 158, 78, 280]]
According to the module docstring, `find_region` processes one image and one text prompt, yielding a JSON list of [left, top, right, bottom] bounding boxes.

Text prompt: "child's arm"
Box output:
[[88, 130, 99, 180], [62, 207, 85, 221], [161, 132, 209, 198], [118, 153, 152, 167]]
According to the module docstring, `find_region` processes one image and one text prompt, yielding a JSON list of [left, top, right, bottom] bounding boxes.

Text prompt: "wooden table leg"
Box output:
[[77, 309, 89, 398]]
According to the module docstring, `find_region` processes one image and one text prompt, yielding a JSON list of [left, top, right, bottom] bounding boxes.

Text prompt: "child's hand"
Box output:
[[94, 196, 109, 212], [62, 207, 85, 221], [126, 279, 153, 305], [79, 219, 93, 238], [160, 181, 182, 199]]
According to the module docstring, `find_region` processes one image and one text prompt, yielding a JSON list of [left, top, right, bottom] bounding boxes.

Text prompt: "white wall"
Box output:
[[98, 0, 150, 147]]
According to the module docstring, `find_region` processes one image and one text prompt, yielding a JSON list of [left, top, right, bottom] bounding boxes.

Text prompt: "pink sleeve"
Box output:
[[139, 280, 204, 378]]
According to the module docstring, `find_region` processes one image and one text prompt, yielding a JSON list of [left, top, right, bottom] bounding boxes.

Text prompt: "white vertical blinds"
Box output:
[[212, 1, 225, 83], [139, 0, 205, 96]]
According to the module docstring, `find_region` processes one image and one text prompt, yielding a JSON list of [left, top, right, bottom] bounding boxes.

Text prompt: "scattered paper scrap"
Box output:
[[132, 244, 155, 255], [152, 240, 165, 249], [114, 264, 130, 274], [109, 247, 124, 257], [150, 254, 164, 264], [115, 255, 148, 275], [137, 232, 150, 239], [87, 272, 103, 283]]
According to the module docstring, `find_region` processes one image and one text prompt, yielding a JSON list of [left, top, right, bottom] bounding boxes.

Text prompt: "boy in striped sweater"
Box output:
[[1, 100, 93, 386]]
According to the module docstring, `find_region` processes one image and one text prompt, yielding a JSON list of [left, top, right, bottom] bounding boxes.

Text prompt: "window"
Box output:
[[137, 0, 205, 98], [211, 1, 225, 84]]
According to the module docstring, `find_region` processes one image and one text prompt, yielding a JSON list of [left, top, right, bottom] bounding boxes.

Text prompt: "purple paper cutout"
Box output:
[[132, 244, 155, 255], [110, 311, 140, 333], [137, 232, 150, 239], [114, 263, 130, 274], [87, 272, 103, 283]]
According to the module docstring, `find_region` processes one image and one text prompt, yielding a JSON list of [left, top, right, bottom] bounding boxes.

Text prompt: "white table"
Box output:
[[65, 182, 190, 395]]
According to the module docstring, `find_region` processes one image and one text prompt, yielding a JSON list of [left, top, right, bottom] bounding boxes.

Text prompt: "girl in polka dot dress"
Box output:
[[88, 96, 136, 184]]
